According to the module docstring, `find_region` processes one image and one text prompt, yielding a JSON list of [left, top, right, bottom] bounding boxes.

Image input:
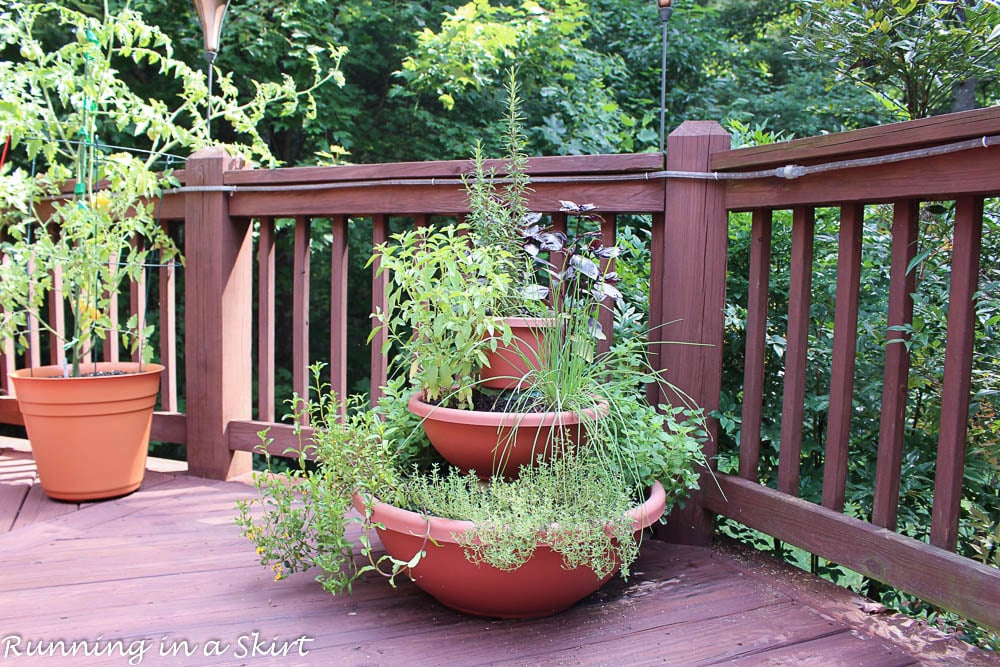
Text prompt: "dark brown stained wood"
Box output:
[[646, 212, 666, 408], [224, 152, 665, 185], [822, 203, 865, 512], [26, 258, 40, 368], [931, 197, 984, 551], [330, 215, 349, 414], [257, 217, 276, 423], [778, 207, 815, 497], [0, 255, 14, 394], [655, 121, 730, 546], [0, 448, 33, 532], [739, 208, 772, 481], [183, 148, 253, 481], [725, 149, 1000, 210], [703, 474, 1000, 633], [228, 181, 666, 218], [47, 265, 65, 367], [713, 105, 1000, 171], [102, 272, 120, 363], [229, 420, 313, 458], [292, 215, 311, 422], [158, 224, 178, 412], [597, 214, 617, 357], [157, 191, 185, 220], [129, 250, 146, 364], [151, 411, 187, 444], [370, 214, 390, 406], [413, 213, 429, 228], [872, 201, 919, 530], [0, 397, 23, 425], [0, 468, 987, 666]]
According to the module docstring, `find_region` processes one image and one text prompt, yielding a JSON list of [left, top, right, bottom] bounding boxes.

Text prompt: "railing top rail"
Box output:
[[711, 105, 1000, 172], [223, 152, 664, 187]]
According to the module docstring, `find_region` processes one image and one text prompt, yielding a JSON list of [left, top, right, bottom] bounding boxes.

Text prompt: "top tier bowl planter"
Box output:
[[480, 316, 556, 389], [10, 362, 164, 501]]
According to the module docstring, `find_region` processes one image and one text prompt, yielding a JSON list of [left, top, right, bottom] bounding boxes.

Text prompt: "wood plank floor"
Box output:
[[1, 437, 996, 666]]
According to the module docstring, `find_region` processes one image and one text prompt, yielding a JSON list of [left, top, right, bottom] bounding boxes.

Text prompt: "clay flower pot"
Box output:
[[407, 390, 608, 478], [480, 316, 555, 389], [10, 362, 164, 501], [353, 480, 666, 619]]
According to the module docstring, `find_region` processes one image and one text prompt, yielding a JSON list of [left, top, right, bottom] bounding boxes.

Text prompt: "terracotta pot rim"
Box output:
[[407, 390, 609, 427], [353, 480, 666, 545], [492, 316, 557, 328], [11, 362, 165, 381]]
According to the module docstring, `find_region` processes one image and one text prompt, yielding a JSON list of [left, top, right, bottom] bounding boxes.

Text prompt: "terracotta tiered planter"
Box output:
[[10, 362, 164, 501], [353, 480, 666, 619], [407, 390, 608, 478], [480, 317, 555, 389]]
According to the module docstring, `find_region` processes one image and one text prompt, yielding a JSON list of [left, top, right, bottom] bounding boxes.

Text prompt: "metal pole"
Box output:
[[206, 50, 217, 142], [658, 0, 674, 154]]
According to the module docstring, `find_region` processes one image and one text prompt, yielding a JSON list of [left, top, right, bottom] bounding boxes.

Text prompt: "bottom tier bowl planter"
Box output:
[[352, 480, 666, 619], [10, 362, 164, 501]]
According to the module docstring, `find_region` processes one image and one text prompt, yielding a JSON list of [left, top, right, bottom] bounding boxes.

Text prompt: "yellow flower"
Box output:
[[256, 546, 265, 556], [92, 191, 111, 212]]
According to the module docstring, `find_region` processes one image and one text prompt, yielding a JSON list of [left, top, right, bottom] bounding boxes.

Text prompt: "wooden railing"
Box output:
[[1, 107, 999, 630]]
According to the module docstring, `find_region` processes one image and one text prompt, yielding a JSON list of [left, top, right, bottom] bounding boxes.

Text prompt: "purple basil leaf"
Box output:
[[521, 212, 543, 226], [538, 232, 566, 252], [598, 246, 621, 259], [525, 242, 540, 257], [588, 317, 607, 340], [570, 254, 600, 280], [521, 284, 550, 300]]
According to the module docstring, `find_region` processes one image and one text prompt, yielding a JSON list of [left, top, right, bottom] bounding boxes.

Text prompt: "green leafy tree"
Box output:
[[791, 0, 1000, 119]]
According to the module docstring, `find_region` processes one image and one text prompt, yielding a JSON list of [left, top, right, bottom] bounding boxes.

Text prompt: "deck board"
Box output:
[[0, 444, 996, 666]]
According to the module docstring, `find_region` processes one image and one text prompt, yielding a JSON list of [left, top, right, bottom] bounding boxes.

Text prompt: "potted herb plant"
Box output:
[[0, 2, 339, 500], [238, 69, 706, 618], [239, 196, 708, 618]]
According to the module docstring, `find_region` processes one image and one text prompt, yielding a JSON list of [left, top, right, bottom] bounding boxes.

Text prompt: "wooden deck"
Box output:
[[1, 437, 996, 667]]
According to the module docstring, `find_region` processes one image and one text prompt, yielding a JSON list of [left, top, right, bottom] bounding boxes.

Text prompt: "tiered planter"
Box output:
[[480, 317, 555, 389], [10, 362, 164, 501], [407, 390, 608, 478], [353, 481, 666, 619]]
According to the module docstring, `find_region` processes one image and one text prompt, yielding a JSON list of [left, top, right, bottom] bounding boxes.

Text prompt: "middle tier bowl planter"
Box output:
[[407, 390, 609, 478], [352, 480, 667, 619]]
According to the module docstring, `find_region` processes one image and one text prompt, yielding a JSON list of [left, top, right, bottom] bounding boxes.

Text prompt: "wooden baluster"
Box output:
[[738, 208, 773, 481], [330, 215, 349, 416], [158, 221, 178, 412], [777, 207, 815, 497], [257, 217, 276, 423], [872, 200, 919, 530], [822, 203, 864, 512], [370, 214, 390, 406], [931, 196, 984, 551], [292, 216, 311, 424], [597, 213, 617, 357]]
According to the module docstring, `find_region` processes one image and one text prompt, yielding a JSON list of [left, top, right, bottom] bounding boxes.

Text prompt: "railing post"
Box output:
[[184, 147, 253, 480], [652, 121, 730, 545]]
